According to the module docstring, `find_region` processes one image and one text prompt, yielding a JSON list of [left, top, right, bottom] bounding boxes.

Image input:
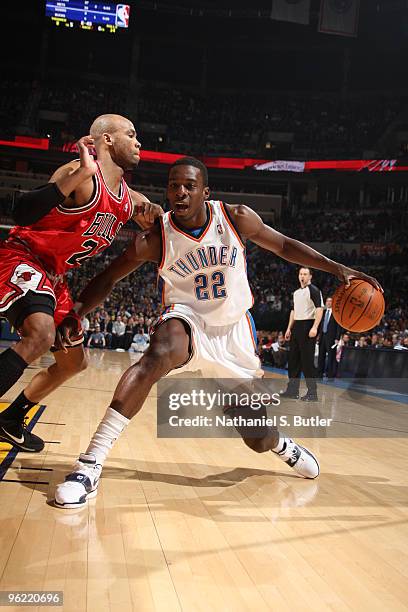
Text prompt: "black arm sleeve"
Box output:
[[12, 183, 66, 226], [309, 284, 323, 308]]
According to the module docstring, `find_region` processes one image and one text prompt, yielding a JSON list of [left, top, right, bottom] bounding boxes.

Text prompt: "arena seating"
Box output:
[[1, 77, 406, 158]]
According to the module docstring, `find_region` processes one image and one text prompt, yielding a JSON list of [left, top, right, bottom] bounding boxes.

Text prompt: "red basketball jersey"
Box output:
[[7, 162, 133, 274]]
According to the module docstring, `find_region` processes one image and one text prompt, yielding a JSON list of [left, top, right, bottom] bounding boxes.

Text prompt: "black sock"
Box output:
[[1, 390, 36, 422], [0, 348, 28, 398]]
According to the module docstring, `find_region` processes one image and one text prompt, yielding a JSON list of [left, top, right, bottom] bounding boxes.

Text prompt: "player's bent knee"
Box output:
[[142, 343, 189, 378], [19, 313, 55, 358], [23, 326, 55, 358], [38, 327, 56, 353], [148, 318, 190, 375]]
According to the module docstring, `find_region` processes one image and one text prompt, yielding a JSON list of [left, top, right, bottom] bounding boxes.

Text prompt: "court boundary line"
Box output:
[[0, 404, 46, 482]]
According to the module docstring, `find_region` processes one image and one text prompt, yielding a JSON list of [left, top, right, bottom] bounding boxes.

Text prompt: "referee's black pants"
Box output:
[[317, 333, 337, 379], [287, 319, 317, 394]]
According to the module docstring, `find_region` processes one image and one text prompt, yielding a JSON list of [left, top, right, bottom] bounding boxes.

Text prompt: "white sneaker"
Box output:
[[54, 453, 102, 509], [274, 439, 320, 479]]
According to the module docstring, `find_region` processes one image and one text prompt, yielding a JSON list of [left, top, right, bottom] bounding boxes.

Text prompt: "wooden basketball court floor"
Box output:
[[0, 349, 407, 611]]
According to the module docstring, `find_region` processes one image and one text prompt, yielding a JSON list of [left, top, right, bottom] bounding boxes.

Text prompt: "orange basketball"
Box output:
[[332, 279, 385, 333]]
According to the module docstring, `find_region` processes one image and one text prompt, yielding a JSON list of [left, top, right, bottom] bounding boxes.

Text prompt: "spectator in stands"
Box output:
[[368, 332, 380, 348], [383, 336, 394, 349], [259, 333, 274, 365], [393, 335, 408, 350], [81, 316, 90, 344], [271, 332, 288, 369], [317, 297, 342, 380], [130, 326, 150, 353], [112, 315, 126, 349], [87, 324, 105, 349], [99, 313, 112, 348], [124, 316, 137, 350], [335, 332, 350, 364]]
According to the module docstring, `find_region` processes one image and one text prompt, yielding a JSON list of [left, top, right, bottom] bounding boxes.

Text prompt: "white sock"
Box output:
[[272, 436, 292, 454], [85, 407, 130, 465]]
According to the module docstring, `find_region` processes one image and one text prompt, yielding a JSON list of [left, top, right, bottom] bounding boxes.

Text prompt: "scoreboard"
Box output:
[[45, 1, 131, 32]]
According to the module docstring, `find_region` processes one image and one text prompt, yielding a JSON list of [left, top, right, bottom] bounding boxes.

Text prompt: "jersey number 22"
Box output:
[[195, 271, 227, 300]]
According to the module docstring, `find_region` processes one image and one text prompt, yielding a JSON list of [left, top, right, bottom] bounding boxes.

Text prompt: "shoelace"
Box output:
[[290, 446, 299, 463]]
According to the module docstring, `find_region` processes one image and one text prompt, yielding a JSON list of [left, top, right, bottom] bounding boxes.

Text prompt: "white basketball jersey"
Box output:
[[158, 200, 253, 326]]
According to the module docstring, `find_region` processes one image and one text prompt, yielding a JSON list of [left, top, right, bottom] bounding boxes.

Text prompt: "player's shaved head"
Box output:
[[89, 113, 140, 170], [90, 114, 134, 139]]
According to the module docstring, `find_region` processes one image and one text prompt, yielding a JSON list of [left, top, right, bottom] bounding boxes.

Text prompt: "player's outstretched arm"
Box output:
[[12, 136, 97, 225], [50, 135, 98, 195], [55, 226, 161, 351], [228, 204, 383, 292], [129, 189, 164, 229], [75, 226, 161, 317]]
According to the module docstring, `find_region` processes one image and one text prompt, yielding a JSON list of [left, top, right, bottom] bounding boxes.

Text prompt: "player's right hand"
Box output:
[[76, 135, 98, 176], [55, 314, 79, 353], [335, 263, 383, 293], [285, 329, 291, 341]]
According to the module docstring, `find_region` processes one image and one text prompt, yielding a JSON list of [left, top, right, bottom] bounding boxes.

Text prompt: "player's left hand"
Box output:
[[335, 264, 383, 293], [55, 314, 79, 353], [76, 135, 98, 176], [309, 327, 318, 338], [133, 202, 164, 228]]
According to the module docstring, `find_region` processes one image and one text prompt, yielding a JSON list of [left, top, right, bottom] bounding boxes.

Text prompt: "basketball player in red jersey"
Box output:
[[53, 158, 383, 508], [0, 114, 163, 452]]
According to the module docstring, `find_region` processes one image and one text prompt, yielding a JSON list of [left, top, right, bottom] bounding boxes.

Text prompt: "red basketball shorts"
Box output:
[[0, 240, 83, 346]]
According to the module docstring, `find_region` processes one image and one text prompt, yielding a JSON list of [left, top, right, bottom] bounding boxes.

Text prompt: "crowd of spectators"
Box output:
[[1, 77, 406, 158], [82, 311, 150, 353], [257, 328, 408, 372], [137, 85, 404, 158], [281, 209, 398, 243], [0, 80, 34, 139]]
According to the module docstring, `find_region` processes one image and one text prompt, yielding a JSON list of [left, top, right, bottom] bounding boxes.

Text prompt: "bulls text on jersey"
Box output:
[[83, 212, 123, 245]]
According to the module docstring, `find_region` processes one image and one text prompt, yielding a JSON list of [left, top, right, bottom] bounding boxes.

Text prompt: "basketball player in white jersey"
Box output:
[[54, 157, 382, 508]]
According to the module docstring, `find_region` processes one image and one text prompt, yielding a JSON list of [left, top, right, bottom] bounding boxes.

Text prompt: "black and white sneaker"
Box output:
[[54, 453, 102, 509], [280, 389, 299, 400], [0, 415, 45, 452], [274, 439, 320, 479], [300, 392, 318, 402]]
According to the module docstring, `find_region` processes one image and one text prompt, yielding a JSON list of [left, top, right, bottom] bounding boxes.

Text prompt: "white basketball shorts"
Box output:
[[153, 304, 263, 379]]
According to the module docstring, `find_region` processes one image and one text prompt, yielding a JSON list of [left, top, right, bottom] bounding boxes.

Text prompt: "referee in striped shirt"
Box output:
[[281, 267, 323, 402]]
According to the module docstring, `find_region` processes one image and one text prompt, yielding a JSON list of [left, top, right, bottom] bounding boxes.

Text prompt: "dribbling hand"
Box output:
[[335, 263, 383, 293]]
